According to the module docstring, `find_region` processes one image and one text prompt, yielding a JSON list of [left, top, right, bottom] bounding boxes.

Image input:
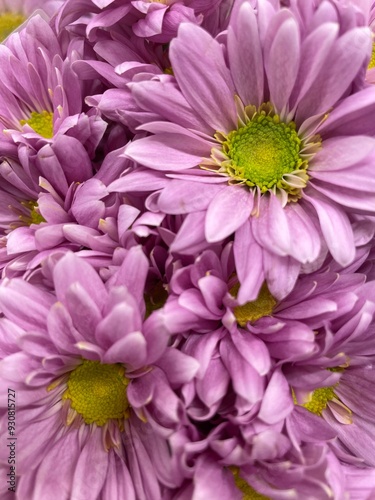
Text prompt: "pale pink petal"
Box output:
[[205, 187, 253, 243], [227, 1, 263, 106], [170, 23, 236, 132], [303, 190, 355, 266]]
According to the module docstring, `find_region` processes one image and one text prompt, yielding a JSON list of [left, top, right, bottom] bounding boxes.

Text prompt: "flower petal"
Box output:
[[252, 194, 292, 256], [124, 133, 209, 170], [265, 12, 300, 113], [227, 1, 263, 106], [205, 186, 253, 243], [158, 180, 225, 214], [170, 23, 236, 132], [303, 190, 355, 266], [53, 252, 107, 311]]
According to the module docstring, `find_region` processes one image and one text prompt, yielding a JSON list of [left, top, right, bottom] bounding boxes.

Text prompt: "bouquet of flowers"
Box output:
[[1, 0, 375, 498]]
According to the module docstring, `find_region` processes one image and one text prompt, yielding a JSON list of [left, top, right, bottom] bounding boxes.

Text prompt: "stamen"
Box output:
[[230, 282, 276, 326], [300, 386, 336, 416], [18, 201, 45, 226], [293, 383, 351, 421]]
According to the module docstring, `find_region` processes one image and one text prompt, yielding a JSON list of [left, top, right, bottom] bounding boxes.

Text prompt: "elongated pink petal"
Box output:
[[234, 220, 265, 303], [304, 190, 355, 266], [170, 23, 236, 133], [205, 186, 252, 243], [252, 194, 292, 256], [71, 432, 109, 500], [53, 252, 107, 310], [227, 1, 263, 106], [265, 12, 300, 113], [258, 369, 293, 424], [310, 136, 375, 172], [124, 133, 209, 170], [158, 179, 225, 214], [284, 203, 321, 264], [296, 27, 372, 122]]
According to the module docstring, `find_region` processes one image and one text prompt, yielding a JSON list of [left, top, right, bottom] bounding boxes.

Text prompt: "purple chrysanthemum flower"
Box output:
[[0, 15, 106, 162], [117, 0, 375, 300], [57, 0, 223, 44], [0, 251, 198, 498], [0, 156, 125, 278], [158, 244, 366, 358], [289, 365, 375, 468], [280, 276, 375, 467], [164, 428, 347, 499], [149, 242, 375, 471], [237, 443, 346, 500]]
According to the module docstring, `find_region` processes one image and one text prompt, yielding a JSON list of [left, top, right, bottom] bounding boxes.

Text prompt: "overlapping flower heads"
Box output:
[[1, 0, 375, 498]]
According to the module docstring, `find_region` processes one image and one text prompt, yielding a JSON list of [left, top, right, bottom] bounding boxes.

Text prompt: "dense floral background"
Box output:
[[1, 0, 375, 498]]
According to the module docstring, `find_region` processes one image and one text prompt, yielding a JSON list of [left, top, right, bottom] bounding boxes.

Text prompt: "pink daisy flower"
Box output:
[[0, 15, 106, 162], [117, 0, 375, 300], [0, 251, 198, 498]]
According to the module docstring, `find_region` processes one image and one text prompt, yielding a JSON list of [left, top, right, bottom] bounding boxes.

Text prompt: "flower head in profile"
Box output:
[[0, 250, 198, 498], [118, 0, 375, 301]]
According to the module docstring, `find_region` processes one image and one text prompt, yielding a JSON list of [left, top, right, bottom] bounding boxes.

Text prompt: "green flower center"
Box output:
[[231, 468, 270, 500], [20, 111, 54, 138], [62, 360, 130, 426], [300, 386, 336, 416], [205, 102, 322, 203], [0, 12, 25, 42], [293, 366, 352, 423], [230, 282, 276, 326], [369, 42, 375, 70], [19, 201, 45, 226], [223, 112, 304, 193]]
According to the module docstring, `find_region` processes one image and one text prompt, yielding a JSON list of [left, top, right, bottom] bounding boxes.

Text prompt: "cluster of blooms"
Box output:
[[2, 0, 375, 498]]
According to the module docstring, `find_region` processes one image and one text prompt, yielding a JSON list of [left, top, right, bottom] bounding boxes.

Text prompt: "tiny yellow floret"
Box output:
[[20, 111, 54, 138], [231, 467, 270, 500], [368, 42, 375, 70], [301, 386, 336, 416], [19, 200, 45, 226], [231, 282, 276, 326]]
